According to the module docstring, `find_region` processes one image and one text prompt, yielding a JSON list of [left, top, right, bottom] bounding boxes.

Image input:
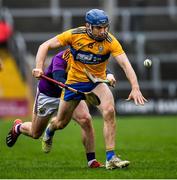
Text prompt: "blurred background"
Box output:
[[0, 0, 177, 118]]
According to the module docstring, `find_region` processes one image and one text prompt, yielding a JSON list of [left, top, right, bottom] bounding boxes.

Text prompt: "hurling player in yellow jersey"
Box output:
[[33, 9, 147, 170]]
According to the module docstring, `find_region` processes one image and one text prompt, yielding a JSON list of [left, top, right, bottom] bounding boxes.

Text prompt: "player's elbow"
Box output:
[[38, 41, 49, 52]]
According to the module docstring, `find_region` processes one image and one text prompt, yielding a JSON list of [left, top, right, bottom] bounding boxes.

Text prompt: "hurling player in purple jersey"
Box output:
[[6, 49, 116, 168]]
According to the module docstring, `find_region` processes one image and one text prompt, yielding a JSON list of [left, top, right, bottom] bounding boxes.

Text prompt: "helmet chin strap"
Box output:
[[86, 24, 108, 42]]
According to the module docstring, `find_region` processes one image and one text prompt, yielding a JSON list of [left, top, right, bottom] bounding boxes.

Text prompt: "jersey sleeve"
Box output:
[[109, 34, 125, 57], [56, 29, 72, 46], [52, 55, 67, 72]]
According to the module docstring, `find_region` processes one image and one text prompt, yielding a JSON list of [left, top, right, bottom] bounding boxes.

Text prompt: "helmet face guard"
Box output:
[[85, 9, 109, 41], [87, 24, 109, 41]]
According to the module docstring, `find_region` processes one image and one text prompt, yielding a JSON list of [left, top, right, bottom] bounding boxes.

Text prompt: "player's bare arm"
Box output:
[[32, 36, 61, 78], [115, 53, 147, 105]]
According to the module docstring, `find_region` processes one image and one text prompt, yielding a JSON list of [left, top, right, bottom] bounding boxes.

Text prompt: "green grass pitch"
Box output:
[[0, 115, 177, 179]]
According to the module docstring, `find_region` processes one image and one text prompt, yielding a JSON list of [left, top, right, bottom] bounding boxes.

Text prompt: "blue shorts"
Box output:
[[62, 82, 98, 101]]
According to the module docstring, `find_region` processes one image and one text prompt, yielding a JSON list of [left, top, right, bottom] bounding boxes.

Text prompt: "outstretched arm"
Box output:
[[32, 36, 61, 78], [115, 53, 147, 105]]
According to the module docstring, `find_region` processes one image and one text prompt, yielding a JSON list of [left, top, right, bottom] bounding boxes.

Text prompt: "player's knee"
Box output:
[[31, 132, 41, 139], [102, 105, 115, 120], [77, 114, 92, 128]]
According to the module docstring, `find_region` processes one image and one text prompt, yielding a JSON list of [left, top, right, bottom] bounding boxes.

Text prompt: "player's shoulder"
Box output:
[[71, 26, 87, 34], [106, 32, 117, 43]]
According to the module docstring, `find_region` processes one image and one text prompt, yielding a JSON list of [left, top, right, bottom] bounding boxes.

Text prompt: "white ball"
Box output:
[[144, 59, 152, 67]]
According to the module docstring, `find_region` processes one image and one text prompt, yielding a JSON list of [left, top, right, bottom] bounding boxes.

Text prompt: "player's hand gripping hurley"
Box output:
[[41, 75, 100, 106]]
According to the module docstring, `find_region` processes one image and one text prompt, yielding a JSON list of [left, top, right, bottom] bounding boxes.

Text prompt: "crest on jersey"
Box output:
[[77, 42, 83, 47], [38, 107, 46, 115], [98, 46, 103, 53]]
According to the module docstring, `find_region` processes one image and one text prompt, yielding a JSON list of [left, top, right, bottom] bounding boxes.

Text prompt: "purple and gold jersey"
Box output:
[[57, 26, 124, 84], [38, 50, 68, 97]]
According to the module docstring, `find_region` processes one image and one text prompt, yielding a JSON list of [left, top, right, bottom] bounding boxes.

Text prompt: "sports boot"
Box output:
[[106, 155, 130, 170], [6, 119, 22, 147], [42, 129, 53, 153], [89, 160, 104, 168]]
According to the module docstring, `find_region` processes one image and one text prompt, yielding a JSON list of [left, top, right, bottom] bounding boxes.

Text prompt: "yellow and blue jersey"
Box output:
[[57, 26, 124, 84]]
